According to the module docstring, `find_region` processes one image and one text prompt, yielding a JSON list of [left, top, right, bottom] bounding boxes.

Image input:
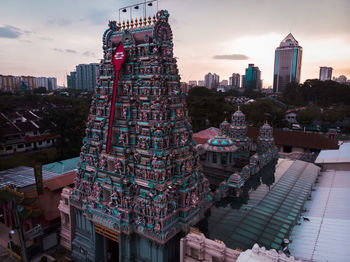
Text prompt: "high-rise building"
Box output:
[[204, 73, 219, 89], [67, 71, 77, 89], [69, 10, 211, 261], [37, 77, 57, 90], [76, 63, 99, 91], [198, 80, 205, 86], [220, 80, 228, 86], [243, 64, 261, 90], [188, 80, 197, 86], [273, 33, 303, 93], [319, 67, 333, 81], [229, 73, 240, 88]]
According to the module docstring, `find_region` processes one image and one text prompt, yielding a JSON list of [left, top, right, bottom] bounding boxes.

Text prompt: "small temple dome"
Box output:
[[220, 119, 230, 129], [203, 134, 238, 152], [228, 172, 244, 188], [232, 109, 245, 120]]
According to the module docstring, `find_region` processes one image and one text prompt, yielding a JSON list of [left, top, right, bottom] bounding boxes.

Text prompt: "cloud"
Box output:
[[213, 54, 249, 60], [47, 19, 72, 26], [53, 48, 77, 54], [65, 49, 77, 54], [0, 25, 22, 38], [82, 51, 96, 57]]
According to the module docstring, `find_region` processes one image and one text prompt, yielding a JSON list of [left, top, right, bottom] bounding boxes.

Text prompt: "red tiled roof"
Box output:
[[24, 134, 59, 143]]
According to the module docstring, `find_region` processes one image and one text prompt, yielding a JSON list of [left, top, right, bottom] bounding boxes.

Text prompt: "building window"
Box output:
[[25, 143, 31, 147], [283, 146, 292, 153], [6, 146, 12, 151], [222, 153, 227, 165], [17, 144, 24, 149], [47, 140, 50, 143], [213, 153, 217, 164], [38, 141, 42, 145]]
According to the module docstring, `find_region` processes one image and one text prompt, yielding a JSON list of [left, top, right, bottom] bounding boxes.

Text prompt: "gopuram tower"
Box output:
[[70, 9, 212, 262]]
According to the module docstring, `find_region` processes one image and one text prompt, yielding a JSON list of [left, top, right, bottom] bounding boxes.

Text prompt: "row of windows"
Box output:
[[1, 140, 54, 151]]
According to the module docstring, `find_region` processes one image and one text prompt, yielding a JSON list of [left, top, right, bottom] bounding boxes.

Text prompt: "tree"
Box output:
[[33, 86, 47, 94], [296, 106, 322, 127]]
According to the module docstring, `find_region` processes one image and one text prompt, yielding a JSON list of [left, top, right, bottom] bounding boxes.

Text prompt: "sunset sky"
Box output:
[[0, 0, 349, 87]]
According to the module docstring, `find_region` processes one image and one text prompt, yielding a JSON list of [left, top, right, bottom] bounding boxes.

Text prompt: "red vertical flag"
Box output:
[[106, 43, 126, 153]]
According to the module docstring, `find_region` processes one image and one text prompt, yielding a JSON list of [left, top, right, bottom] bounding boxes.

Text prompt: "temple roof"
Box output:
[[203, 134, 238, 152]]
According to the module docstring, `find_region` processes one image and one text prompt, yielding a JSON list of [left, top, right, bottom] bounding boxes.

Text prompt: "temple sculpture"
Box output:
[[198, 108, 278, 197], [69, 10, 212, 262]]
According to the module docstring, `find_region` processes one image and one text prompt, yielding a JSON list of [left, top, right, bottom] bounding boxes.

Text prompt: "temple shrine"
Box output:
[[198, 108, 278, 197], [69, 9, 212, 262]]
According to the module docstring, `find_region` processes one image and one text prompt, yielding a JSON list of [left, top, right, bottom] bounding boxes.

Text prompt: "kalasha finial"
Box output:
[[139, 17, 143, 27], [148, 16, 152, 25], [152, 15, 156, 24], [130, 18, 134, 28], [237, 105, 240, 111], [117, 21, 121, 28], [143, 17, 147, 26], [126, 19, 130, 29], [122, 20, 125, 29]]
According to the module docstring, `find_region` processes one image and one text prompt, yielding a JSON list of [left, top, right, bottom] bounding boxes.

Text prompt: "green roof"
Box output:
[[42, 157, 80, 174]]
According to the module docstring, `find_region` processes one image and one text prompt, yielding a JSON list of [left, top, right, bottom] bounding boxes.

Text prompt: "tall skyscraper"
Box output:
[[67, 71, 77, 89], [229, 73, 240, 88], [273, 33, 303, 93], [204, 72, 219, 89], [243, 64, 261, 90], [319, 67, 333, 81], [76, 63, 99, 91]]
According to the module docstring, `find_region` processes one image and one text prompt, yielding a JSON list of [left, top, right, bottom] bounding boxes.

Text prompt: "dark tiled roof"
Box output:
[[193, 127, 339, 150], [16, 121, 38, 133], [247, 127, 339, 150]]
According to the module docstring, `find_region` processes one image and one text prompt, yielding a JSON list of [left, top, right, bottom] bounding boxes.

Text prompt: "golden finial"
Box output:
[[148, 16, 152, 25], [139, 17, 143, 27], [126, 19, 130, 29], [130, 18, 134, 28], [237, 105, 240, 111], [122, 20, 125, 29], [143, 17, 147, 26], [117, 21, 121, 28], [152, 15, 156, 24]]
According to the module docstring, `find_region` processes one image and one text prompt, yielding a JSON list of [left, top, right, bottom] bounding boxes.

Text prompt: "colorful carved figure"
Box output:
[[70, 10, 212, 258]]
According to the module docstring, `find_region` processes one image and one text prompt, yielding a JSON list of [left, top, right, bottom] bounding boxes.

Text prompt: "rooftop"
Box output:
[[0, 157, 79, 189], [197, 159, 320, 251], [315, 141, 350, 164], [289, 170, 350, 261]]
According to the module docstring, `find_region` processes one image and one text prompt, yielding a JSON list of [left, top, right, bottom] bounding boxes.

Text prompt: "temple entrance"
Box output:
[[104, 236, 119, 262], [94, 223, 119, 262]]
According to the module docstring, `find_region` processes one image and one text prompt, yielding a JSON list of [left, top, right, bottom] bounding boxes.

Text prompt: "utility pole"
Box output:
[[11, 200, 29, 262]]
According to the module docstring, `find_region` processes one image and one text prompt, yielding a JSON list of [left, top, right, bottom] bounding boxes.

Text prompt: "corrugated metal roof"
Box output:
[[289, 170, 350, 262], [0, 157, 79, 189], [0, 166, 60, 189]]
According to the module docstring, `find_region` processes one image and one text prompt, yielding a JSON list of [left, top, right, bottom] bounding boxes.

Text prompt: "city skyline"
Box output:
[[0, 0, 349, 87]]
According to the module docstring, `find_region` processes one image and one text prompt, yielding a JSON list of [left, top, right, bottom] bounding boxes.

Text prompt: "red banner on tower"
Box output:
[[106, 43, 126, 153]]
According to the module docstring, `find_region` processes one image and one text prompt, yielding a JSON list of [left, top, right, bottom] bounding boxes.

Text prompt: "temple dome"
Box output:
[[228, 172, 244, 188], [203, 134, 238, 152]]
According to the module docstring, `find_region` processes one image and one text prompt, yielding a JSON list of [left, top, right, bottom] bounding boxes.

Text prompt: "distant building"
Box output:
[[205, 72, 219, 89], [76, 63, 99, 91], [36, 77, 57, 91], [319, 67, 333, 81], [220, 80, 228, 86], [273, 33, 303, 93], [188, 80, 197, 86], [198, 80, 205, 86], [67, 71, 77, 89], [229, 73, 240, 88], [243, 64, 261, 90], [333, 75, 347, 84]]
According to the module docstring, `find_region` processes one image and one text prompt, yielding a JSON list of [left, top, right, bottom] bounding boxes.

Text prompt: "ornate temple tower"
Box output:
[[70, 10, 211, 262], [228, 108, 250, 152], [257, 122, 275, 153]]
